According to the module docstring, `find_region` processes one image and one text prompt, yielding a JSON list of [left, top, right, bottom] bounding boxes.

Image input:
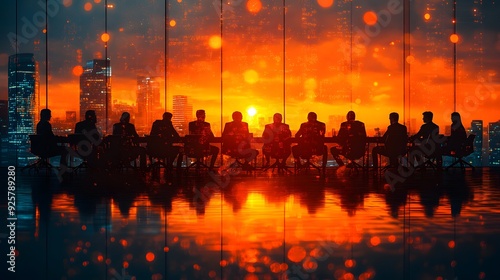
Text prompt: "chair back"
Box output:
[[29, 135, 48, 157], [146, 135, 168, 158], [345, 136, 367, 160], [184, 135, 209, 158], [460, 134, 475, 157]]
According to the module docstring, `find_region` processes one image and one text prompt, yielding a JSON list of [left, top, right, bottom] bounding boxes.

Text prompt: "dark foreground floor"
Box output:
[[1, 166, 500, 280]]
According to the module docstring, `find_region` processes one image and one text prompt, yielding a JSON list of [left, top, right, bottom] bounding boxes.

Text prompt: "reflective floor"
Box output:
[[2, 167, 500, 280]]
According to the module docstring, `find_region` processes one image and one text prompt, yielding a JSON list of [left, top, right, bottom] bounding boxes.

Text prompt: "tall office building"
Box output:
[[136, 76, 161, 131], [80, 59, 111, 133], [489, 120, 500, 166], [0, 100, 8, 137], [172, 95, 192, 136], [470, 120, 483, 166], [8, 53, 39, 165]]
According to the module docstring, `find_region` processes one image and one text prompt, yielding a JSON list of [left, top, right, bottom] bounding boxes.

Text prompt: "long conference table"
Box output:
[[57, 134, 387, 170]]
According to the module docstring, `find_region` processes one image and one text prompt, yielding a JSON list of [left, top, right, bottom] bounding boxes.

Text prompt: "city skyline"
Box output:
[[0, 0, 499, 135]]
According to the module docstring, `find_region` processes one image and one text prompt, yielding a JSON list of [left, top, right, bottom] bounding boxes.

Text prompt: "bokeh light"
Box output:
[[406, 55, 415, 64], [448, 240, 456, 248], [209, 35, 222, 49], [424, 13, 431, 20], [84, 2, 92, 12], [146, 252, 155, 262], [72, 65, 84, 76], [246, 0, 262, 14], [370, 236, 381, 246], [345, 259, 356, 268], [101, 33, 110, 43], [363, 11, 377, 26], [450, 34, 459, 43], [63, 0, 72, 7], [287, 245, 307, 262], [94, 0, 101, 3], [243, 69, 259, 84], [170, 19, 177, 27], [317, 0, 334, 8]]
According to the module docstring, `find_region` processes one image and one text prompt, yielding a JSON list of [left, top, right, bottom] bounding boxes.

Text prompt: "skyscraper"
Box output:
[[80, 59, 111, 133], [8, 53, 39, 165], [172, 95, 192, 136], [470, 120, 483, 166], [136, 75, 161, 132], [489, 120, 500, 166]]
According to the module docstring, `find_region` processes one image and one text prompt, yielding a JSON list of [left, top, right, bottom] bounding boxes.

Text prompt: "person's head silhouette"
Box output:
[[40, 109, 51, 121], [120, 112, 131, 123], [196, 110, 206, 121], [389, 112, 399, 124], [163, 112, 173, 121], [422, 111, 433, 124], [273, 113, 282, 124], [307, 112, 317, 122], [346, 111, 356, 122], [232, 111, 243, 122], [85, 110, 97, 124]]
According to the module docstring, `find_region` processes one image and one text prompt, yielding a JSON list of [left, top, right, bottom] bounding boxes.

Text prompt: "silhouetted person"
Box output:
[[292, 112, 328, 169], [36, 108, 69, 167], [442, 112, 467, 156], [262, 113, 292, 167], [331, 111, 367, 167], [74, 110, 101, 166], [75, 110, 98, 134], [111, 112, 147, 170], [409, 111, 442, 168], [222, 111, 259, 168], [188, 109, 219, 169], [149, 112, 182, 170], [372, 112, 408, 169]]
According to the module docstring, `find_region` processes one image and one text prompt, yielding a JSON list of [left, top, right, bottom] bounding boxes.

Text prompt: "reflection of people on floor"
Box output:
[[112, 112, 147, 170], [188, 109, 219, 170], [441, 112, 467, 157], [331, 110, 366, 167], [36, 108, 69, 167], [372, 112, 408, 169], [262, 113, 292, 167], [292, 112, 328, 169], [409, 111, 442, 168], [384, 185, 408, 219], [222, 111, 259, 168], [339, 183, 366, 217], [417, 179, 443, 218], [443, 174, 474, 217], [150, 112, 182, 170]]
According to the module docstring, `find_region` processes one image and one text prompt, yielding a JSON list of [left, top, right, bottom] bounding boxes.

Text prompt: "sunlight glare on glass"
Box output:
[[209, 35, 222, 49], [247, 106, 257, 117], [243, 69, 259, 84], [363, 11, 377, 26], [246, 0, 262, 14], [317, 0, 334, 8]]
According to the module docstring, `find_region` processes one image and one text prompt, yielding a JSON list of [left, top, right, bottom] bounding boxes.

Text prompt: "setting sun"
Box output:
[[247, 106, 257, 117]]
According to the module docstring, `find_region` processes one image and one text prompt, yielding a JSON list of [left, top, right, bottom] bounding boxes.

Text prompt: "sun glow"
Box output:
[[247, 107, 257, 117]]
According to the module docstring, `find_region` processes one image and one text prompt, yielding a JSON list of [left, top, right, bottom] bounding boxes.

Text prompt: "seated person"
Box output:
[[74, 110, 101, 166], [372, 112, 408, 169], [441, 112, 467, 156], [36, 108, 69, 167], [111, 112, 147, 170], [149, 112, 182, 170], [222, 111, 259, 167], [188, 109, 219, 170], [262, 113, 292, 167], [408, 111, 442, 168], [292, 112, 328, 169], [331, 111, 367, 167]]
